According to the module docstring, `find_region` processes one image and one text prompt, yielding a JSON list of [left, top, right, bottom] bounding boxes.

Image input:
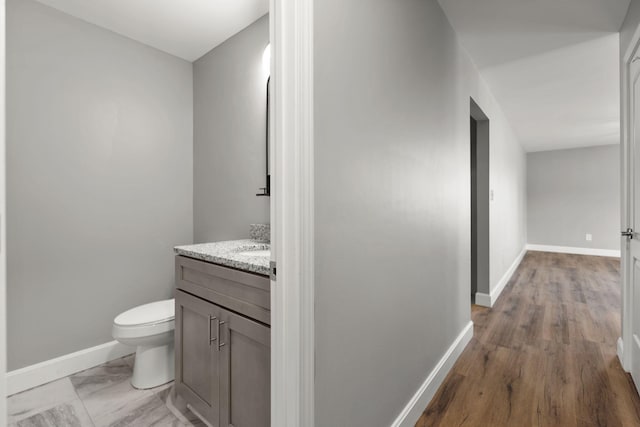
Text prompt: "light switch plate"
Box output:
[[586, 233, 592, 241]]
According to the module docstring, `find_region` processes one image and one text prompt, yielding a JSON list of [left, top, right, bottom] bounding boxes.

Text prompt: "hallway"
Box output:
[[416, 251, 640, 426]]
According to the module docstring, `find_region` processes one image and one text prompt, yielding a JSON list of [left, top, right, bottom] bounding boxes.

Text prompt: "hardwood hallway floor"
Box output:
[[416, 251, 640, 427]]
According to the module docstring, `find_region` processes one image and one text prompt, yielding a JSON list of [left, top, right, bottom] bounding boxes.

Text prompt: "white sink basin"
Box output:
[[236, 250, 270, 257]]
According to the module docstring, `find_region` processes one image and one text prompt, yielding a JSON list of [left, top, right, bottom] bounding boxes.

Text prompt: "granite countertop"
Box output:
[[174, 239, 270, 276]]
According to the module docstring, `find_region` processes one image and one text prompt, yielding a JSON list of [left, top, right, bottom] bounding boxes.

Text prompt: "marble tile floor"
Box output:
[[7, 355, 206, 427]]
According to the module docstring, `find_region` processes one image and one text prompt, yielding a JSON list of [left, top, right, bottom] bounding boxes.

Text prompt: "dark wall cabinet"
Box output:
[[175, 256, 270, 427]]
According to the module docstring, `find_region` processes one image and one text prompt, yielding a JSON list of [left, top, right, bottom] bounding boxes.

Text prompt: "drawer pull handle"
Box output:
[[217, 321, 226, 351], [208, 316, 217, 346]]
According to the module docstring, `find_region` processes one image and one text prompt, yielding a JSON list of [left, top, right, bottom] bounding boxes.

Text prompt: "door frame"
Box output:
[[270, 0, 315, 426], [0, 0, 7, 422], [0, 0, 315, 424], [620, 22, 640, 372], [470, 98, 491, 307]]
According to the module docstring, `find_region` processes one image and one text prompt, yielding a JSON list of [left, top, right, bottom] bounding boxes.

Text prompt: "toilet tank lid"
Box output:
[[115, 299, 175, 326]]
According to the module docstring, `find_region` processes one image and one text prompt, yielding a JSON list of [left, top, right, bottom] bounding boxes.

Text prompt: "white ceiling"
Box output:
[[34, 0, 269, 62], [439, 0, 630, 152]]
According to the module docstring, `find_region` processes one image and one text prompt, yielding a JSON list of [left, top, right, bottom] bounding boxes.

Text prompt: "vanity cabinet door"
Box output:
[[219, 308, 270, 427], [175, 290, 221, 426]]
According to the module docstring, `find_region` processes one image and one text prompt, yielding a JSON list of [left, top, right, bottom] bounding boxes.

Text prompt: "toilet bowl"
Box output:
[[112, 299, 175, 389]]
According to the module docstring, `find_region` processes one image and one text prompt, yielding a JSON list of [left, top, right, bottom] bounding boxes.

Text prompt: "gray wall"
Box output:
[[621, 0, 640, 59], [527, 145, 620, 250], [193, 15, 270, 243], [7, 0, 193, 370], [314, 1, 526, 426]]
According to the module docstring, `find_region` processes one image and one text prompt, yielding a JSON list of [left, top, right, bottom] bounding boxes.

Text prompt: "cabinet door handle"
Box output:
[[217, 320, 226, 351], [209, 316, 217, 346]]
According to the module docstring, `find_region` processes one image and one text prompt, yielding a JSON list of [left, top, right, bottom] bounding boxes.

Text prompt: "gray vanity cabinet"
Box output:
[[175, 255, 271, 427]]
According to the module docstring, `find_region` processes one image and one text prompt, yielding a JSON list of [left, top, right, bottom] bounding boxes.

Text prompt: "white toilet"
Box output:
[[112, 299, 175, 389]]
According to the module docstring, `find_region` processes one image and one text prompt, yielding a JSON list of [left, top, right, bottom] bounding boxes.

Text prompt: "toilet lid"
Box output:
[[115, 299, 175, 327]]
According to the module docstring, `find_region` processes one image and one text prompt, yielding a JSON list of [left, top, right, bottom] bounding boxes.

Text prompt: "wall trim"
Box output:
[[475, 246, 527, 308], [390, 321, 473, 427], [474, 292, 493, 308], [0, 1, 6, 419], [526, 244, 620, 258], [270, 0, 315, 425], [6, 341, 132, 396], [618, 337, 626, 371]]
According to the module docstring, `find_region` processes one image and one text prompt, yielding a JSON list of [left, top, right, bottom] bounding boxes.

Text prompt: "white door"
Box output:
[[627, 54, 640, 387]]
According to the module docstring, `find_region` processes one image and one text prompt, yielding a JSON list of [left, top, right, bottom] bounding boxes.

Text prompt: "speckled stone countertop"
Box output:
[[174, 240, 270, 276]]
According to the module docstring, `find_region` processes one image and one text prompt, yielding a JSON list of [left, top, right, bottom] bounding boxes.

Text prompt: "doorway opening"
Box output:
[[470, 98, 490, 305]]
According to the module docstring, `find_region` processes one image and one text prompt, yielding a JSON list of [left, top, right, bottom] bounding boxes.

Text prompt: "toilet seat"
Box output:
[[113, 299, 175, 340], [113, 318, 175, 340], [115, 299, 174, 327]]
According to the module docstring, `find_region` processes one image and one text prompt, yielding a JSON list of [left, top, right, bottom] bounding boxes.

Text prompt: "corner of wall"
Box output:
[[389, 322, 473, 427], [476, 245, 526, 307]]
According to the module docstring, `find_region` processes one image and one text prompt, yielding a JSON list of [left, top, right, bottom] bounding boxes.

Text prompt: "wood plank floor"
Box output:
[[416, 251, 640, 427]]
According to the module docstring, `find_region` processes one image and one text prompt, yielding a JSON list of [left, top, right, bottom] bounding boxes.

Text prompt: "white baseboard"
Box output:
[[618, 337, 627, 372], [526, 244, 620, 258], [390, 321, 473, 427], [474, 292, 492, 307], [7, 340, 133, 396], [475, 246, 527, 308]]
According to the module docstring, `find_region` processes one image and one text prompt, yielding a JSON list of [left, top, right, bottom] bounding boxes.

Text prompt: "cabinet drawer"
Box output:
[[175, 255, 270, 325]]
